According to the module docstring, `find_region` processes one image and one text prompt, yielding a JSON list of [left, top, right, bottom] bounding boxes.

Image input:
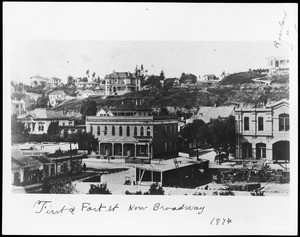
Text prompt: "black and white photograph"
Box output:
[[3, 2, 298, 235]]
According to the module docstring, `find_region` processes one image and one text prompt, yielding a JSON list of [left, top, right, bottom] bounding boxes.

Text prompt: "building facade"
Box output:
[[104, 72, 141, 96], [266, 56, 289, 75], [17, 109, 75, 134], [85, 99, 178, 162], [11, 99, 26, 115], [48, 90, 66, 107], [235, 99, 289, 161]]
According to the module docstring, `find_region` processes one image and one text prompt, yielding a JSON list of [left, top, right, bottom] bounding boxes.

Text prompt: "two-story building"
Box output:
[[11, 99, 26, 115], [85, 98, 178, 162], [235, 99, 289, 161], [17, 109, 75, 134], [48, 90, 66, 107], [47, 77, 62, 88], [266, 56, 289, 75], [104, 71, 141, 96]]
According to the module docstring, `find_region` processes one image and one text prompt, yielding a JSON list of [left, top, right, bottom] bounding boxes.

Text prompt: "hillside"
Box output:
[[219, 70, 268, 85]]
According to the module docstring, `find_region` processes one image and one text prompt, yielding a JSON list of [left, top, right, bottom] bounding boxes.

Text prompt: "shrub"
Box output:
[[250, 190, 265, 196], [145, 183, 165, 195], [88, 183, 111, 194], [125, 190, 143, 195], [42, 178, 77, 194]]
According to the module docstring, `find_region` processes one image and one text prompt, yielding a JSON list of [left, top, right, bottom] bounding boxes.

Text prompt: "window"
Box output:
[[112, 126, 115, 136], [169, 141, 172, 151], [90, 125, 93, 133], [169, 125, 172, 134], [164, 125, 167, 135], [258, 117, 264, 131], [242, 143, 252, 158], [164, 142, 168, 152], [147, 126, 151, 136], [140, 146, 146, 154], [279, 114, 289, 131], [256, 143, 266, 159], [244, 117, 249, 131], [134, 126, 137, 136], [97, 126, 101, 136], [126, 126, 130, 136], [104, 126, 108, 135], [141, 127, 144, 136], [119, 126, 123, 136], [69, 121, 72, 126]]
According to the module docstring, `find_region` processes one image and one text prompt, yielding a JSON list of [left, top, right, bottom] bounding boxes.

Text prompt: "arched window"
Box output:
[[279, 114, 289, 131], [112, 126, 115, 136], [169, 125, 172, 134], [104, 126, 108, 135], [134, 126, 137, 136], [258, 117, 264, 131], [141, 127, 144, 136], [119, 126, 123, 136], [244, 117, 249, 131], [126, 126, 130, 136], [97, 126, 101, 135], [147, 126, 151, 136]]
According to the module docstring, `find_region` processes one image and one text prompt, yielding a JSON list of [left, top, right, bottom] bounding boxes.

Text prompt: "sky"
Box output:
[[10, 40, 290, 84]]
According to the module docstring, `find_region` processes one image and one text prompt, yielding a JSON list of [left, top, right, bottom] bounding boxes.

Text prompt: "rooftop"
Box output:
[[194, 106, 235, 123], [105, 72, 137, 80], [49, 90, 66, 95], [17, 109, 70, 120]]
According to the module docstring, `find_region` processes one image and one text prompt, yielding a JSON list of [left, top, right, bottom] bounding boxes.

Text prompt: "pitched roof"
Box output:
[[110, 99, 152, 112], [11, 147, 42, 167], [49, 90, 66, 95], [18, 109, 70, 120], [195, 106, 234, 123], [105, 72, 137, 79]]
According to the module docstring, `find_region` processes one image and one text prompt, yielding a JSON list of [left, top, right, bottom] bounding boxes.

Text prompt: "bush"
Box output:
[[213, 191, 235, 196], [125, 190, 143, 195], [88, 183, 111, 194], [145, 183, 165, 195], [251, 190, 265, 196], [42, 178, 77, 194]]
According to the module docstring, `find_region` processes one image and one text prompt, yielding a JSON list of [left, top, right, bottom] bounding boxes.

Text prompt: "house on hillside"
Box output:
[[266, 56, 289, 75], [75, 81, 98, 90], [17, 108, 75, 134], [104, 71, 141, 96], [188, 106, 235, 124], [202, 74, 218, 81], [30, 75, 49, 87], [235, 99, 289, 161], [77, 89, 96, 99], [47, 77, 62, 88], [85, 98, 178, 162], [49, 90, 66, 107], [11, 99, 26, 115]]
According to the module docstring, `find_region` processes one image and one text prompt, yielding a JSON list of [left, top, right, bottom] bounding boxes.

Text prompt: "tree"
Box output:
[[159, 70, 165, 81], [82, 77, 88, 82], [47, 121, 61, 140], [67, 76, 74, 85], [11, 114, 29, 143], [144, 183, 165, 195], [163, 78, 175, 91], [42, 178, 77, 194], [179, 73, 197, 84], [207, 116, 235, 157], [80, 100, 97, 121], [76, 131, 98, 153], [144, 75, 162, 90], [35, 94, 49, 108]]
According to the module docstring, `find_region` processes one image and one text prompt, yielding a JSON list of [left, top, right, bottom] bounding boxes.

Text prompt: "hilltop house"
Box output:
[[266, 56, 289, 75], [17, 108, 75, 134], [49, 90, 66, 107], [30, 75, 49, 87], [47, 77, 62, 88], [235, 99, 289, 161], [104, 71, 141, 96], [77, 89, 96, 99], [85, 98, 178, 163]]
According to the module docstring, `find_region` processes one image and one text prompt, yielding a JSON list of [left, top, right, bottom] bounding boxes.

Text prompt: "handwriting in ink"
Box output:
[[81, 202, 119, 212], [33, 200, 75, 215], [210, 217, 232, 225]]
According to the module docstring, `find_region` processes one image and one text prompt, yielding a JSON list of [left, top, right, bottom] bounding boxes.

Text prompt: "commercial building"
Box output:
[[235, 99, 289, 161], [85, 98, 178, 162], [104, 71, 141, 96]]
